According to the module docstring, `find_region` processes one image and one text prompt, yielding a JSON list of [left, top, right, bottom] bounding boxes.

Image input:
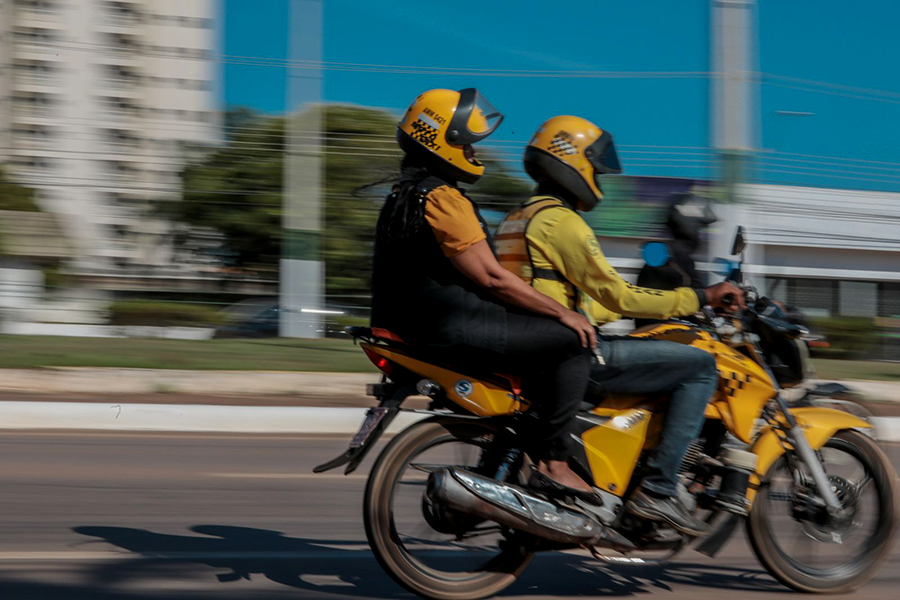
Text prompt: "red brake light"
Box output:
[[363, 347, 393, 376]]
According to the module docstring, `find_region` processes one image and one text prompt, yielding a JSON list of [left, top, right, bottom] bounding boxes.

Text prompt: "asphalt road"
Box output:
[[0, 431, 897, 599]]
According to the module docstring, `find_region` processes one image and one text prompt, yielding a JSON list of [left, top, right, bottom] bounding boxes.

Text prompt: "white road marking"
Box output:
[[203, 473, 366, 480], [0, 550, 369, 561]]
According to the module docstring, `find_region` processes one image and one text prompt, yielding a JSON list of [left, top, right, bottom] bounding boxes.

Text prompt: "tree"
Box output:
[[0, 166, 41, 212], [168, 106, 532, 306], [170, 112, 285, 277]]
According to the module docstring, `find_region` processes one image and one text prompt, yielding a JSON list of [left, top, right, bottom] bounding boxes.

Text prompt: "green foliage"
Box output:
[[0, 166, 40, 212], [108, 300, 226, 327], [321, 105, 402, 303], [810, 317, 879, 360], [168, 113, 284, 277]]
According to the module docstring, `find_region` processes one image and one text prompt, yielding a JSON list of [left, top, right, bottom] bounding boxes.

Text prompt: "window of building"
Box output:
[[883, 283, 900, 319], [839, 281, 879, 318], [14, 0, 60, 12], [12, 26, 58, 44], [790, 278, 835, 317], [9, 155, 54, 169]]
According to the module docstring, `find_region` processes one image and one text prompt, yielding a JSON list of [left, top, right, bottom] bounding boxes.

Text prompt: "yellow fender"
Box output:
[[747, 406, 873, 503]]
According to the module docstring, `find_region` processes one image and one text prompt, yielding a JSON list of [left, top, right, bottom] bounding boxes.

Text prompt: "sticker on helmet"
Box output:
[[411, 114, 442, 151], [417, 112, 441, 130], [422, 107, 446, 125], [548, 131, 578, 156]]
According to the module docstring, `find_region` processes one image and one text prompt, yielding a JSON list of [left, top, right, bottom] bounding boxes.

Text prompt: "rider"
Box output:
[[370, 90, 602, 502], [496, 115, 745, 535]]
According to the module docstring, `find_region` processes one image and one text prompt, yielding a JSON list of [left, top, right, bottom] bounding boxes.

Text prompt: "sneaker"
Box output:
[[625, 489, 709, 537]]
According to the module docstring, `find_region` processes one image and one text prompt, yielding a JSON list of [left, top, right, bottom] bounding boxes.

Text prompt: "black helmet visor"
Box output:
[[446, 88, 504, 145], [585, 130, 622, 175]]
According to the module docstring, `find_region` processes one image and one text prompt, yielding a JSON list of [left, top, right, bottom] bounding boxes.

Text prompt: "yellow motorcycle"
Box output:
[[315, 250, 897, 600]]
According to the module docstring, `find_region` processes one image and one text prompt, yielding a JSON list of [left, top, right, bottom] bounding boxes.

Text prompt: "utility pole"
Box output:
[[710, 0, 761, 283], [281, 0, 324, 337], [711, 0, 758, 193]]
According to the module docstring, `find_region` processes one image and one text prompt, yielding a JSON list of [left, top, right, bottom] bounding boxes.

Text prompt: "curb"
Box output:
[[0, 401, 897, 441], [0, 402, 425, 434], [0, 369, 375, 397]]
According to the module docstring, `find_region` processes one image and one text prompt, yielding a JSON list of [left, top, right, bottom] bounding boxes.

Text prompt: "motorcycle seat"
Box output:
[[346, 326, 407, 345]]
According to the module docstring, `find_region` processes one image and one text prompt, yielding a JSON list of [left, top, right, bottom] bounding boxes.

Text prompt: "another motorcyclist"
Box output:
[[634, 191, 717, 328], [370, 90, 601, 502], [496, 115, 745, 535]]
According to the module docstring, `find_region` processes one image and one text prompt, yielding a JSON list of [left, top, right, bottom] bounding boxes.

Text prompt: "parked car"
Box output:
[[214, 298, 280, 338]]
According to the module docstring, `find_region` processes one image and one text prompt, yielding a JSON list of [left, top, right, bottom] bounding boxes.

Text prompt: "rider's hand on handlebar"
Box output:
[[705, 281, 746, 311], [558, 310, 597, 349]]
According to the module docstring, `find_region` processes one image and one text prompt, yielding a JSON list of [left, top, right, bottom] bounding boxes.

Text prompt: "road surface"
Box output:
[[0, 431, 897, 599]]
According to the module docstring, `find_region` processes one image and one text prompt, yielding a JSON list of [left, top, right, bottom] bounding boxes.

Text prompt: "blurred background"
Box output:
[[1, 0, 899, 372]]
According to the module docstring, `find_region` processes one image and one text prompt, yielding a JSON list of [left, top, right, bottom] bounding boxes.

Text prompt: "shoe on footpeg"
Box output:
[[528, 471, 604, 507], [625, 488, 709, 537]]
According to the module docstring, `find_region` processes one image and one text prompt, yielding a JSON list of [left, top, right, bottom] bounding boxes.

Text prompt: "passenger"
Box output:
[[371, 90, 601, 502]]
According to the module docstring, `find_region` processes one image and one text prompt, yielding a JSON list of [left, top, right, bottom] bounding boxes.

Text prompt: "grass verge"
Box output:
[[1, 335, 899, 380], [0, 335, 376, 372], [811, 358, 900, 382]]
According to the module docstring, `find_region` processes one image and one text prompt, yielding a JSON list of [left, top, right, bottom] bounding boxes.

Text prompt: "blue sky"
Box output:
[[223, 0, 900, 193]]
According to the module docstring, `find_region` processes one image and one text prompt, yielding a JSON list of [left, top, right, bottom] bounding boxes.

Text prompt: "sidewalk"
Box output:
[[0, 368, 897, 440], [0, 368, 374, 398], [1, 367, 897, 403]]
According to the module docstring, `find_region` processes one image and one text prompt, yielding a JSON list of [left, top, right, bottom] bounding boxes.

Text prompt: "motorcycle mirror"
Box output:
[[731, 226, 746, 255], [642, 242, 670, 268]]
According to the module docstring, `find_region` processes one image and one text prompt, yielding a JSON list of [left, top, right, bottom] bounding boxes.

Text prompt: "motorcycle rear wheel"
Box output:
[[747, 429, 898, 593], [364, 417, 534, 600]]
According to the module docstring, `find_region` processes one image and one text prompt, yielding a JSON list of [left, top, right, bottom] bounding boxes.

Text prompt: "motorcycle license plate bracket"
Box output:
[[312, 383, 414, 475]]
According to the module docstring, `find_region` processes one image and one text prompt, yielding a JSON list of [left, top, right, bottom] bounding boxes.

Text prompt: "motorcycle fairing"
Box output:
[[360, 342, 526, 416]]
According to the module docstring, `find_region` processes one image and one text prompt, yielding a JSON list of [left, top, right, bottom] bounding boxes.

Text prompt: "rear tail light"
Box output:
[[363, 346, 393, 376]]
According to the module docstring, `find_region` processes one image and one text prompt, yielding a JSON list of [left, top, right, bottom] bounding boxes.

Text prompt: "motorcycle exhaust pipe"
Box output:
[[427, 468, 634, 552]]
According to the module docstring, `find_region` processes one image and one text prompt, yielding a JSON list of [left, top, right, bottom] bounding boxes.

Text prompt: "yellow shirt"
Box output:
[[424, 186, 486, 257], [523, 197, 700, 324]]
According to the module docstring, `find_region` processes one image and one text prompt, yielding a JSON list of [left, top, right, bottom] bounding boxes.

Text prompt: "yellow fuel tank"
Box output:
[[630, 323, 775, 443]]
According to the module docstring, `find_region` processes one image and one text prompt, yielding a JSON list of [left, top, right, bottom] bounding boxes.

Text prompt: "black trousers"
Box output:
[[439, 312, 592, 461]]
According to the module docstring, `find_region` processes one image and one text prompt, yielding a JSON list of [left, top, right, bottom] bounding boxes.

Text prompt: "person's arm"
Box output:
[[425, 186, 595, 348], [448, 240, 595, 347], [534, 211, 741, 318]]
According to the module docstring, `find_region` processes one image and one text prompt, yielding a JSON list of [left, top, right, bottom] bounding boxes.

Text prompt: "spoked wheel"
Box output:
[[364, 417, 534, 600], [748, 429, 899, 593]]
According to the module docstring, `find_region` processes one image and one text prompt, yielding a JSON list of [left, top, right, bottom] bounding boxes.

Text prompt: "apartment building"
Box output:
[[0, 0, 219, 273]]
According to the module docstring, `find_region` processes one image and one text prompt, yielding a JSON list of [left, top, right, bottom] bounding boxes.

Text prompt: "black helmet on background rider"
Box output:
[[667, 191, 718, 252], [397, 88, 503, 184], [523, 115, 622, 211]]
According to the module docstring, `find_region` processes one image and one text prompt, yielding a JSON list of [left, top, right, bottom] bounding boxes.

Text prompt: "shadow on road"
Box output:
[[0, 525, 784, 599]]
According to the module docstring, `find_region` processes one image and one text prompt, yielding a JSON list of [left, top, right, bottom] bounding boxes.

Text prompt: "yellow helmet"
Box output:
[[524, 115, 622, 211], [397, 88, 503, 184]]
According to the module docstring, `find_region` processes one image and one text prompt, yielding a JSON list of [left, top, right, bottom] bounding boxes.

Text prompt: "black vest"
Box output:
[[370, 176, 507, 353]]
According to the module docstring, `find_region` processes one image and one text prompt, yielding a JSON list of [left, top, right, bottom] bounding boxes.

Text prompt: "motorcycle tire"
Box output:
[[747, 429, 898, 593], [364, 416, 534, 600]]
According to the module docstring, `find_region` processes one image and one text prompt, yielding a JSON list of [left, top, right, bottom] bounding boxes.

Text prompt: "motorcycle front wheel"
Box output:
[[747, 429, 898, 593], [364, 416, 534, 600]]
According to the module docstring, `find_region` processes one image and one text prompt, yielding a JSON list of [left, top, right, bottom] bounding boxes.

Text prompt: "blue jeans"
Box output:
[[588, 336, 718, 498]]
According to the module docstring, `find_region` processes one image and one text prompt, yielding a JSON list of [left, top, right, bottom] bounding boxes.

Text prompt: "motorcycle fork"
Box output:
[[772, 393, 843, 514]]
